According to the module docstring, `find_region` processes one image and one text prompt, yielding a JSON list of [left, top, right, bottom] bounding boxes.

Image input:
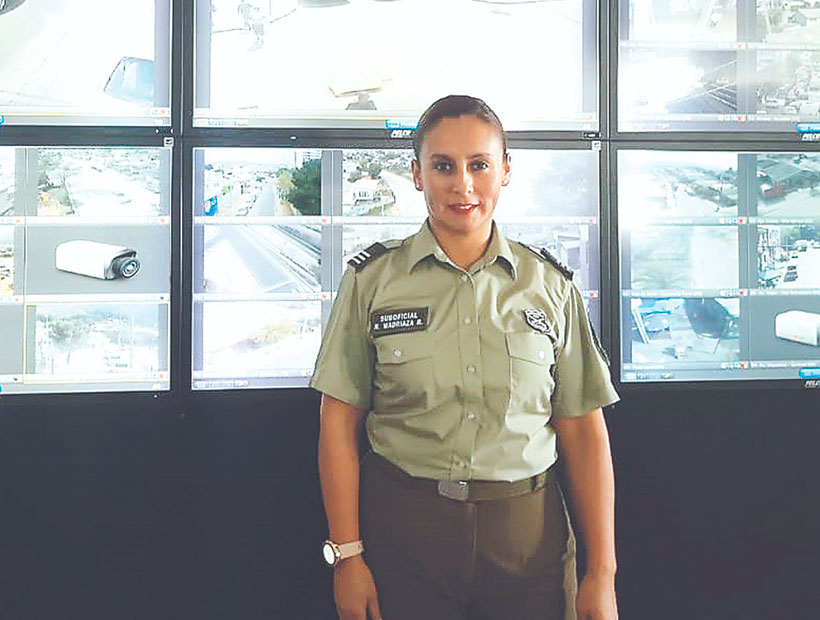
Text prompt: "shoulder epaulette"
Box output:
[[519, 242, 573, 280], [348, 242, 390, 271]]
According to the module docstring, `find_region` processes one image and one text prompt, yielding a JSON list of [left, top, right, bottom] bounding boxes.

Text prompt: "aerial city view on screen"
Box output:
[[0, 0, 169, 125], [620, 151, 820, 382], [620, 0, 820, 128]]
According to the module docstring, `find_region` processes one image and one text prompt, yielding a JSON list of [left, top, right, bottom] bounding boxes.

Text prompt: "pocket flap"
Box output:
[[506, 332, 554, 366], [374, 333, 433, 364]]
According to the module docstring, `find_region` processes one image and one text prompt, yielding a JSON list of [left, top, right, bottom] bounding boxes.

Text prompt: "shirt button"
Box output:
[[466, 412, 476, 421], [467, 365, 476, 373], [463, 317, 472, 325], [538, 350, 546, 360], [393, 348, 402, 358], [460, 274, 468, 282]]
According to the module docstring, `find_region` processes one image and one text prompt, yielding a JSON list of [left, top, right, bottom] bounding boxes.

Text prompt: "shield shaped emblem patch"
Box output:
[[523, 308, 553, 337]]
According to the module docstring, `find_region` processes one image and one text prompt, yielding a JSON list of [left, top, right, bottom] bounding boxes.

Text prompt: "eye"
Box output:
[[470, 160, 490, 171], [433, 161, 452, 172]]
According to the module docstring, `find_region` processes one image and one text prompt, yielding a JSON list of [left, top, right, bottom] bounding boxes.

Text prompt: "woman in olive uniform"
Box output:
[[312, 95, 619, 620]]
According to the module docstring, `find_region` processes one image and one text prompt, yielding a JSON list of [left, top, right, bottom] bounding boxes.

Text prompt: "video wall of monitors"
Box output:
[[618, 150, 820, 383], [191, 147, 601, 390], [0, 0, 171, 126], [0, 147, 172, 394], [193, 0, 599, 130], [618, 0, 820, 132]]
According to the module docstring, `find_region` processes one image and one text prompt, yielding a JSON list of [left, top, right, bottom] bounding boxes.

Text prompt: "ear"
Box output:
[[411, 159, 423, 191], [501, 153, 511, 186]]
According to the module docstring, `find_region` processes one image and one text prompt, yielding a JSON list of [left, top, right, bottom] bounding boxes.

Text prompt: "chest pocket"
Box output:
[[373, 333, 435, 415], [505, 332, 556, 414]]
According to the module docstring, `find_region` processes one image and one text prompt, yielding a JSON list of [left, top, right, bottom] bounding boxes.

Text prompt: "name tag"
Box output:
[[371, 307, 429, 337]]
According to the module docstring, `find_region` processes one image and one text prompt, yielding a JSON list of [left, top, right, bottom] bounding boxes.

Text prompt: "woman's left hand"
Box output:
[[575, 572, 618, 620]]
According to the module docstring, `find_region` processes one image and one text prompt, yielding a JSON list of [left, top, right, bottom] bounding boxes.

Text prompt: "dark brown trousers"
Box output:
[[360, 452, 573, 620]]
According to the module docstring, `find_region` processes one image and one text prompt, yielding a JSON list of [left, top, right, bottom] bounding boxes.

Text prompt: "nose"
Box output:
[[453, 165, 474, 196]]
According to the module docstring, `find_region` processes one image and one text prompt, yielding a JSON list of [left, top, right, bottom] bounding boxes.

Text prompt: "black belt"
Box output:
[[367, 452, 553, 502]]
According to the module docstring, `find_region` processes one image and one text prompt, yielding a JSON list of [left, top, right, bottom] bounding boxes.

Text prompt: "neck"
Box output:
[[429, 221, 493, 270]]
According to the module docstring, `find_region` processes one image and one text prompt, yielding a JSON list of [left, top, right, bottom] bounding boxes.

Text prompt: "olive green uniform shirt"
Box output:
[[311, 221, 619, 482]]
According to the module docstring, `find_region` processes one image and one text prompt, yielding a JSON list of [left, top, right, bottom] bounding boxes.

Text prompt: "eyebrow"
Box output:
[[429, 152, 492, 159]]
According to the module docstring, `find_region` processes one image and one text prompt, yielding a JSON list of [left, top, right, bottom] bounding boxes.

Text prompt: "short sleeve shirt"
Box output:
[[310, 221, 619, 482]]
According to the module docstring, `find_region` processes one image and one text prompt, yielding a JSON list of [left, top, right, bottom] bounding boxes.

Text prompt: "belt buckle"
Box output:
[[437, 480, 469, 501]]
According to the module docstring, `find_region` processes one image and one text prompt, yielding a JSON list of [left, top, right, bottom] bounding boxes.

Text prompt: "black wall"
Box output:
[[0, 387, 818, 620]]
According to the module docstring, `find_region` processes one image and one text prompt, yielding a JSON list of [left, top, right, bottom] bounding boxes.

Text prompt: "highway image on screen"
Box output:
[[36, 148, 164, 218], [0, 226, 12, 295], [201, 224, 320, 294], [200, 0, 591, 128], [32, 303, 165, 378], [619, 151, 738, 220], [755, 154, 820, 217], [198, 301, 321, 377], [0, 0, 169, 124], [758, 224, 820, 289], [628, 297, 741, 364], [629, 225, 738, 290], [342, 150, 423, 217], [202, 149, 322, 217]]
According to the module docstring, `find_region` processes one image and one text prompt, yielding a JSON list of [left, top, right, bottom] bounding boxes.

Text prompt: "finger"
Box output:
[[367, 592, 383, 620]]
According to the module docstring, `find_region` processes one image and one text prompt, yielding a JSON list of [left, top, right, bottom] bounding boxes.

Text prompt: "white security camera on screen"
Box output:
[[55, 240, 140, 280]]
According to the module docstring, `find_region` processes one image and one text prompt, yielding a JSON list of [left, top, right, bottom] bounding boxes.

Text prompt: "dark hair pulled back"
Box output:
[[412, 95, 507, 161]]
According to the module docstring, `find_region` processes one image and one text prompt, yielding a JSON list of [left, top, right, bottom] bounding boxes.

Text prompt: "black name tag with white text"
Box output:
[[371, 308, 429, 337]]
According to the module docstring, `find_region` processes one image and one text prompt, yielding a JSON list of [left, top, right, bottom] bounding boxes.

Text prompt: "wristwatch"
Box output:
[[321, 539, 364, 567]]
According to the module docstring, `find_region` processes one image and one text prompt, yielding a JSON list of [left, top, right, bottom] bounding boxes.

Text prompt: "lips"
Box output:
[[450, 203, 479, 211]]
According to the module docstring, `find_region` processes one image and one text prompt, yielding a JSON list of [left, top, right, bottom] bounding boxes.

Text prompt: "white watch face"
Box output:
[[322, 542, 337, 565]]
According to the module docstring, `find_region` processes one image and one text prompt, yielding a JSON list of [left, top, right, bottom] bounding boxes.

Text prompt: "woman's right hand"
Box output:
[[333, 555, 382, 620]]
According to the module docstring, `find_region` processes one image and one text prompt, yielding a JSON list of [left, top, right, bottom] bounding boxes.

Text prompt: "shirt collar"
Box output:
[[406, 220, 517, 279]]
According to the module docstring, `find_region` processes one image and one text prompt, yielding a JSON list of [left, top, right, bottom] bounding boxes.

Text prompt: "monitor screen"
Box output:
[[618, 0, 820, 132], [192, 146, 601, 390], [0, 146, 172, 395], [0, 1, 171, 126], [618, 150, 820, 383], [193, 0, 599, 130]]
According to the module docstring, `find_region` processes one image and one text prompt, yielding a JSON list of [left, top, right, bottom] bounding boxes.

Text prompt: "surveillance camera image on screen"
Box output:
[[0, 305, 24, 376], [0, 226, 13, 295], [200, 224, 321, 294], [25, 225, 168, 295], [757, 224, 820, 289], [197, 300, 321, 380], [627, 296, 741, 364], [755, 154, 820, 218], [496, 150, 598, 219], [0, 0, 170, 125], [0, 148, 14, 217], [628, 225, 739, 291], [618, 151, 738, 221], [619, 49, 738, 126], [757, 0, 820, 44], [755, 50, 820, 120], [624, 0, 736, 43], [201, 148, 322, 217], [36, 148, 165, 217], [748, 295, 820, 361], [30, 303, 165, 378], [500, 222, 599, 293], [199, 0, 594, 129], [342, 150, 424, 218]]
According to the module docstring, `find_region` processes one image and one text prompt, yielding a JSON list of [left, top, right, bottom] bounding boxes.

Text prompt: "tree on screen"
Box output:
[[285, 158, 321, 216]]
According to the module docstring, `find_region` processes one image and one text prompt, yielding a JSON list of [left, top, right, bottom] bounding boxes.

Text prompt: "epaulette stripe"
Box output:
[[348, 242, 390, 271], [517, 242, 573, 280]]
